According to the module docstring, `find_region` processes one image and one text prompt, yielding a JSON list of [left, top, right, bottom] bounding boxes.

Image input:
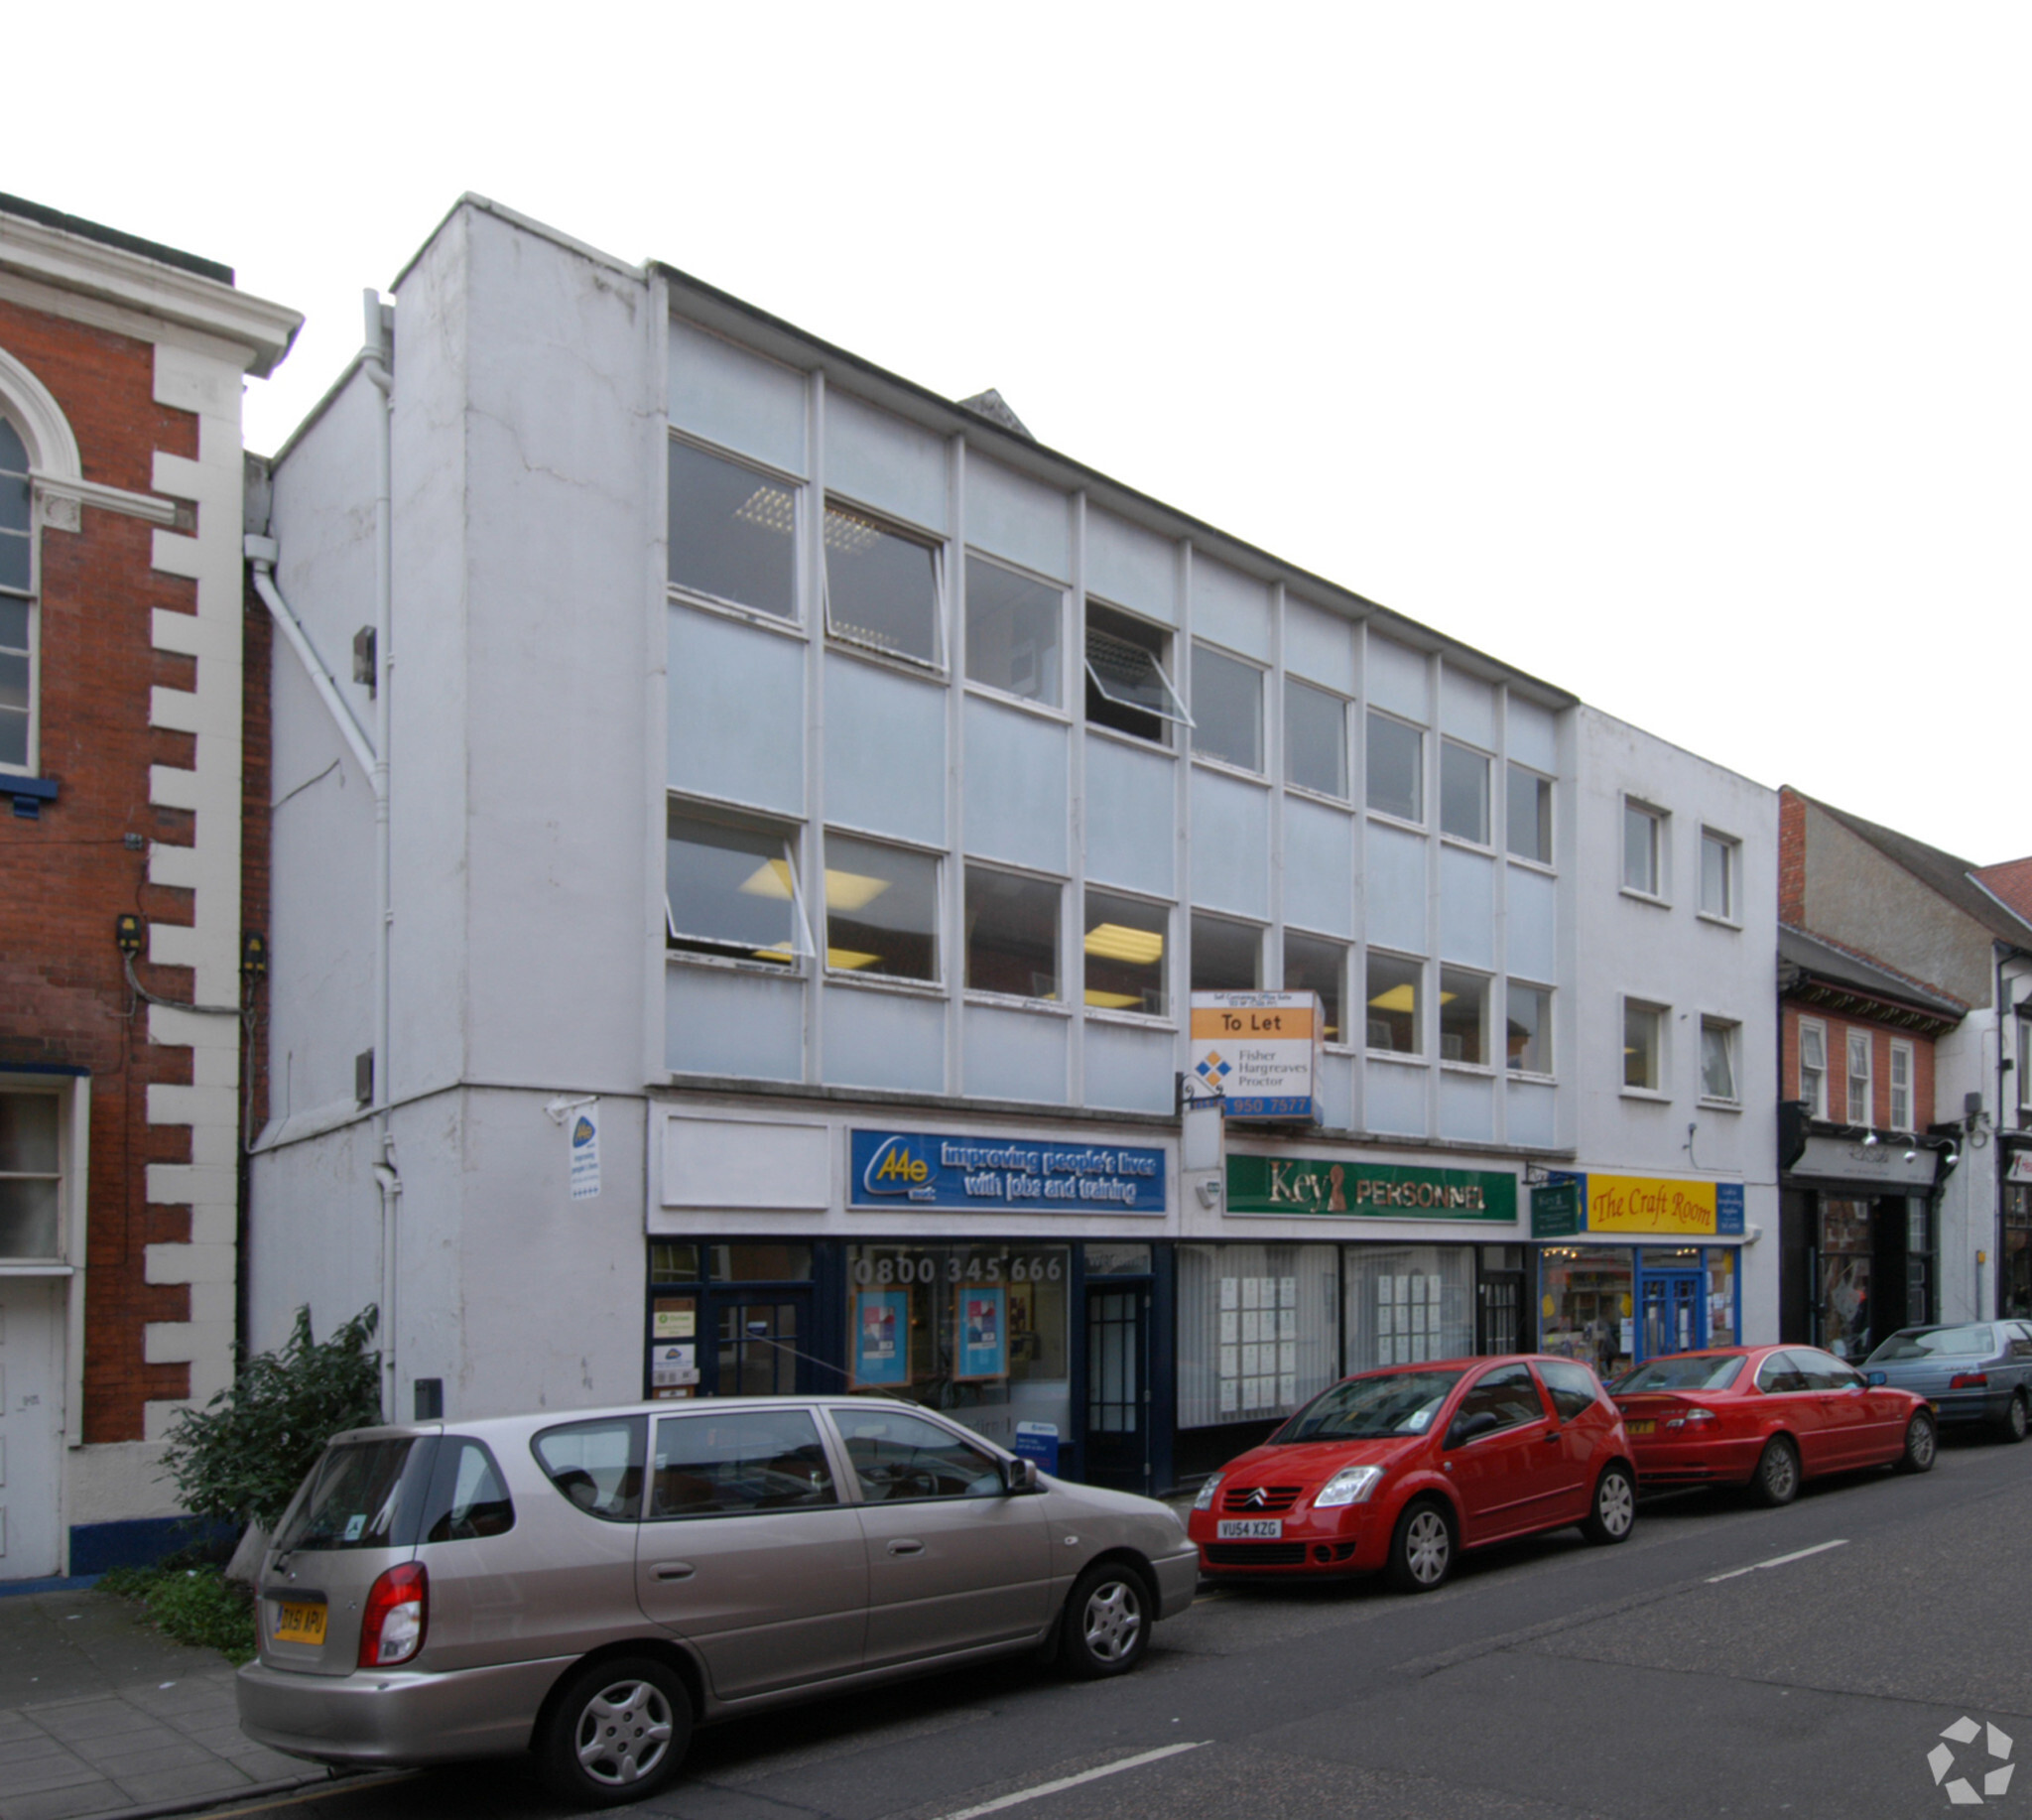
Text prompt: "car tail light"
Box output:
[[1665, 1407, 1718, 1431], [358, 1562, 428, 1668], [1950, 1373, 1989, 1389]]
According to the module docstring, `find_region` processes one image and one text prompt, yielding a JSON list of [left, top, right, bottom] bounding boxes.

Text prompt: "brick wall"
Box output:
[[1780, 1001, 1938, 1132], [1778, 786, 1805, 926]]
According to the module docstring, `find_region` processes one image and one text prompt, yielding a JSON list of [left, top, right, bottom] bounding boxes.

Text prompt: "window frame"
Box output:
[[1083, 597, 1189, 744], [961, 861, 1064, 1005], [1698, 827, 1740, 923], [664, 432, 806, 627], [822, 494, 947, 671], [1438, 740, 1492, 846], [1622, 998, 1666, 1095], [962, 549, 1067, 714], [0, 409, 39, 777], [1284, 676, 1350, 802], [1438, 966, 1492, 1068], [1282, 930, 1348, 1048], [1621, 799, 1667, 900], [1846, 1028, 1873, 1126], [1364, 949, 1426, 1058], [0, 1085, 64, 1262], [1081, 886, 1172, 1020], [822, 831, 944, 988], [1365, 711, 1425, 825], [1700, 1016, 1740, 1105], [1798, 1018, 1829, 1117], [1189, 912, 1262, 994], [1889, 1039, 1914, 1130], [664, 799, 816, 973], [1505, 980, 1553, 1078], [1505, 763, 1553, 866]]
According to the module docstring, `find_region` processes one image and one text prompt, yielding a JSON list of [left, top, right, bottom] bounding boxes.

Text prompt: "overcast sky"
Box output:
[[15, 4, 2026, 863]]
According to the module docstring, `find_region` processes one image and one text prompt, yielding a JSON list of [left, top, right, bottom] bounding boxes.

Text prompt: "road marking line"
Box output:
[[1707, 1538, 1847, 1583], [933, 1742, 1210, 1819]]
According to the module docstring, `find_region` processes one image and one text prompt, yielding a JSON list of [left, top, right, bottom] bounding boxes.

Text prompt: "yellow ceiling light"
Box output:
[[739, 858, 796, 901], [1083, 988, 1144, 1009], [748, 943, 798, 965], [826, 948, 883, 971], [1367, 983, 1417, 1013], [1084, 923, 1165, 966], [823, 868, 891, 912]]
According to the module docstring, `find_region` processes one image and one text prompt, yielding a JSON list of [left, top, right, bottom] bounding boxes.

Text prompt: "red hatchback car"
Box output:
[[1188, 1355, 1635, 1594], [1610, 1345, 1936, 1505]]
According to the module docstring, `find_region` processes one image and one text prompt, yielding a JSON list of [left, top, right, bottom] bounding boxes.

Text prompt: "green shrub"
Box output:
[[160, 1304, 382, 1532], [98, 1565, 258, 1665]]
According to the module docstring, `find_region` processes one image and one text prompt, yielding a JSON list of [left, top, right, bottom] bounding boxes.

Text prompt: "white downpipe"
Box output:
[[243, 546, 377, 781]]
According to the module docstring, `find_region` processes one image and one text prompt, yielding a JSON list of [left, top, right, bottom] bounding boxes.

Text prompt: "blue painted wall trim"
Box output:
[[67, 1515, 237, 1575]]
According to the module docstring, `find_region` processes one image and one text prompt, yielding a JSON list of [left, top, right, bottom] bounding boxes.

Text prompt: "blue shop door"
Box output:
[[1639, 1273, 1702, 1362]]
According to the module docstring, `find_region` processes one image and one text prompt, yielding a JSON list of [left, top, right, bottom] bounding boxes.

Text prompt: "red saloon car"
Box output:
[[1609, 1345, 1936, 1504], [1189, 1355, 1635, 1594]]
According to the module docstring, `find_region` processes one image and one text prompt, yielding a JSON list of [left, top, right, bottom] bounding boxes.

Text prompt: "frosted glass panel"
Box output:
[[824, 985, 946, 1093], [669, 607, 804, 815], [1285, 598, 1354, 694], [1439, 845, 1495, 968], [668, 317, 805, 474], [1364, 822, 1427, 955], [1085, 732, 1175, 898], [1366, 1060, 1428, 1136], [967, 457, 1068, 580], [963, 697, 1069, 874], [1086, 509, 1176, 624], [964, 1003, 1069, 1105], [1508, 1079, 1557, 1147], [825, 390, 947, 531], [667, 964, 803, 1081], [1366, 634, 1429, 721], [1191, 558, 1271, 660], [1441, 665, 1496, 749], [1508, 695, 1559, 773], [1318, 1050, 1355, 1128], [1284, 796, 1353, 938], [1085, 1019, 1176, 1112], [1439, 1069, 1494, 1142], [826, 655, 945, 847], [1509, 863, 1557, 982], [1189, 769, 1270, 920]]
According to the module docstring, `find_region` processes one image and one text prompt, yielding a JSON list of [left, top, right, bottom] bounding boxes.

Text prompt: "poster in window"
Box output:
[[851, 1289, 912, 1388], [653, 1297, 697, 1341], [955, 1284, 1008, 1380]]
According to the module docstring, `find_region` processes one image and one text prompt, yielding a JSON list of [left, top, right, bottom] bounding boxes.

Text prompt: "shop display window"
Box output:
[[1706, 1247, 1738, 1347], [1540, 1246, 1634, 1377], [1177, 1242, 1339, 1428], [1343, 1246, 1474, 1371], [2006, 1186, 2031, 1320], [1820, 1199, 1873, 1360]]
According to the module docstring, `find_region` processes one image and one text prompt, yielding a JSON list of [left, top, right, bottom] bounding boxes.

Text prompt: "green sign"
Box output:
[[1530, 1182, 1582, 1238], [1225, 1156, 1516, 1222]]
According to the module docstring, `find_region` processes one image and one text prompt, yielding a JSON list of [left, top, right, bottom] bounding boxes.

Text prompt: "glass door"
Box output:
[[1083, 1282, 1150, 1492], [1639, 1273, 1702, 1361], [711, 1294, 814, 1395]]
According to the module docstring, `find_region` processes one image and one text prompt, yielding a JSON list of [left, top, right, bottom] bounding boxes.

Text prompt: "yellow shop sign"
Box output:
[[1586, 1175, 1717, 1235]]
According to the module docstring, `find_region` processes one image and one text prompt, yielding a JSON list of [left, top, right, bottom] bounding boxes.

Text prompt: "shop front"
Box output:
[[1778, 1134, 1944, 1358], [1530, 1172, 1747, 1376], [2001, 1142, 2032, 1319]]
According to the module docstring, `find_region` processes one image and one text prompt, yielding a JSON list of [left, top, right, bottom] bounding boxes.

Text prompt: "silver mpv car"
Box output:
[[236, 1396, 1198, 1805]]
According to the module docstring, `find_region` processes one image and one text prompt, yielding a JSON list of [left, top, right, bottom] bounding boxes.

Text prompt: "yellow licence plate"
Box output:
[[274, 1600, 327, 1645], [1625, 1419, 1656, 1435]]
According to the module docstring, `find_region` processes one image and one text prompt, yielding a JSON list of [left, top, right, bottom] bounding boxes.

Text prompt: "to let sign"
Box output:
[[1190, 991, 1321, 1120]]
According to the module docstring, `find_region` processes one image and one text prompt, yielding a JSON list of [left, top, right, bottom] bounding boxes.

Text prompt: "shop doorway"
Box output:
[[1639, 1271, 1701, 1359], [1083, 1282, 1150, 1493], [1478, 1272, 1524, 1354], [707, 1292, 815, 1396], [0, 1280, 64, 1580]]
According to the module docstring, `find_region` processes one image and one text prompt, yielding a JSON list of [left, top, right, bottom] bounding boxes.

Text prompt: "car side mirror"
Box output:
[[1447, 1410, 1501, 1448], [1005, 1458, 1040, 1495], [1866, 1370, 1886, 1386]]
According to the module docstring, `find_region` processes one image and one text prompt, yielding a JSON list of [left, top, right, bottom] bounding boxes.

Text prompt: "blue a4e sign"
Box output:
[[849, 1130, 1167, 1214]]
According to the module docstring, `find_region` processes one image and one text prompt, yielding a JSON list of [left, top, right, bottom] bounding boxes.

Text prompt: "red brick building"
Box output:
[[0, 195, 296, 1579]]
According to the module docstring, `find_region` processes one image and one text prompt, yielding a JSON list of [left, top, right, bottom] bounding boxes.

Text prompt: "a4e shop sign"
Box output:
[[1226, 1156, 1517, 1222], [849, 1130, 1167, 1213]]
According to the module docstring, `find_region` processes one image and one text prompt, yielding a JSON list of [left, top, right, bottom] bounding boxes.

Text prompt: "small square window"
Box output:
[[665, 806, 810, 967], [1702, 1019, 1738, 1102], [1084, 601, 1188, 743], [1191, 914, 1260, 992], [964, 866, 1060, 999], [1507, 765, 1552, 864], [1624, 1001, 1663, 1091], [1506, 983, 1551, 1074], [1283, 933, 1345, 1043], [1083, 890, 1167, 1015], [1367, 713, 1423, 822], [825, 502, 942, 665], [1701, 831, 1738, 920], [667, 439, 798, 620], [1440, 742, 1489, 844], [1366, 952, 1422, 1055], [1799, 1020, 1828, 1116], [824, 835, 940, 982], [965, 556, 1062, 707], [1623, 802, 1664, 896], [1285, 679, 1347, 798], [1191, 645, 1263, 772], [1439, 968, 1488, 1065]]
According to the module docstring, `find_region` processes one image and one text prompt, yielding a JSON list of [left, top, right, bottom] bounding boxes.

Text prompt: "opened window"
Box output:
[[1440, 742, 1489, 844], [1700, 830, 1738, 919], [0, 416, 34, 771], [1366, 952, 1423, 1055], [1701, 1018, 1738, 1102], [665, 806, 810, 967], [666, 438, 798, 619], [1191, 644, 1262, 771], [1084, 600, 1187, 743], [0, 1091, 61, 1258], [1506, 983, 1551, 1074], [964, 866, 1060, 999], [1283, 933, 1345, 1042], [1624, 1001, 1664, 1091], [1366, 713, 1423, 823], [1439, 968, 1488, 1065], [825, 501, 941, 665], [1285, 679, 1347, 798], [1083, 890, 1167, 1015], [1507, 765, 1551, 863], [825, 835, 940, 982], [965, 556, 1062, 706], [1799, 1019, 1828, 1115], [1623, 801, 1664, 895], [1191, 914, 1260, 992]]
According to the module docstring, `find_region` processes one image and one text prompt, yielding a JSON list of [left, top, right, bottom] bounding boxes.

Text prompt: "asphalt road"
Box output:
[[190, 1433, 2031, 1820]]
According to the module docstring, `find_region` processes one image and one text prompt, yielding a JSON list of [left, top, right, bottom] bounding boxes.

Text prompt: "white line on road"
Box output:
[[1706, 1538, 1848, 1583], [933, 1742, 1210, 1820]]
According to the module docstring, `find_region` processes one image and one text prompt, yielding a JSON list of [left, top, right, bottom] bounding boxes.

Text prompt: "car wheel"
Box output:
[[1896, 1409, 1938, 1474], [1998, 1392, 2029, 1445], [1386, 1498, 1455, 1594], [1058, 1563, 1150, 1678], [537, 1655, 692, 1807], [1581, 1464, 1636, 1545], [1750, 1436, 1800, 1507]]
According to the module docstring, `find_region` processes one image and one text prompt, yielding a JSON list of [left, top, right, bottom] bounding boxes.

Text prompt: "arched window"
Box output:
[[0, 410, 33, 772]]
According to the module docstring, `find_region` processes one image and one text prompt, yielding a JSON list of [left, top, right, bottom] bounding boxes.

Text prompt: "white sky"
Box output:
[[16, 4, 2027, 863]]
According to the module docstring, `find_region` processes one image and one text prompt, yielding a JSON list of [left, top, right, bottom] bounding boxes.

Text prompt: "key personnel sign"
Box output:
[[1189, 991, 1322, 1120], [1226, 1155, 1517, 1222]]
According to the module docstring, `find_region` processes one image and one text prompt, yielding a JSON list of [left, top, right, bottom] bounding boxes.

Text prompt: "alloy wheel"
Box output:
[[574, 1679, 676, 1787], [1081, 1580, 1144, 1664], [1405, 1507, 1451, 1585], [1596, 1472, 1635, 1537]]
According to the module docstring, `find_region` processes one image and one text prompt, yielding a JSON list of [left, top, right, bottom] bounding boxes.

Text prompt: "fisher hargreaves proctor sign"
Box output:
[[1189, 990, 1322, 1120]]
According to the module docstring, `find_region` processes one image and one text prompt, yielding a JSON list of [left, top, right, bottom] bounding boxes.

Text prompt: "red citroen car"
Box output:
[[1189, 1355, 1635, 1594], [1609, 1345, 1935, 1504]]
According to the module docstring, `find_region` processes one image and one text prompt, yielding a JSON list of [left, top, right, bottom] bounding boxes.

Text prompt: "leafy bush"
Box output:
[[98, 1565, 258, 1664], [160, 1305, 382, 1532]]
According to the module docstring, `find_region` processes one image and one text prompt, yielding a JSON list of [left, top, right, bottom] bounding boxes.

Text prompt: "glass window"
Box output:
[[1507, 765, 1551, 863], [665, 806, 808, 967], [1191, 914, 1259, 992], [1366, 713, 1423, 822], [1755, 1352, 1809, 1393], [1343, 1246, 1473, 1370], [1889, 1041, 1913, 1129], [1846, 1030, 1872, 1123], [423, 1441, 515, 1544], [650, 1409, 837, 1517], [825, 835, 939, 981], [1366, 952, 1423, 1055], [1, 416, 34, 772], [1702, 1019, 1738, 1102], [1866, 1323, 1999, 1362], [1283, 933, 1345, 1044], [1799, 1020, 1828, 1115], [965, 556, 1061, 707], [1506, 983, 1551, 1075], [1624, 1002, 1662, 1091], [0, 596, 29, 771], [1613, 1354, 1743, 1392], [1539, 1245, 1634, 1378], [649, 1243, 702, 1282], [1084, 600, 1187, 742], [1707, 1248, 1738, 1347], [830, 1407, 1004, 1501], [666, 439, 798, 619], [1177, 1242, 1340, 1427], [0, 1091, 61, 1258], [1453, 1364, 1545, 1435], [1535, 1358, 1605, 1421], [965, 866, 1060, 999], [1623, 802, 1662, 894], [1083, 889, 1167, 1015], [532, 1418, 647, 1523], [1700, 830, 1737, 919], [1285, 679, 1347, 798], [710, 1243, 814, 1281], [273, 1439, 427, 1554], [1279, 1368, 1462, 1441], [1191, 644, 1263, 771], [825, 501, 941, 664], [1439, 741, 1489, 844], [1439, 969, 1487, 1066]]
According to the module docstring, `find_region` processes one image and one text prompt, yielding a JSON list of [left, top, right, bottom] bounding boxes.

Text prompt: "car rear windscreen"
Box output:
[[274, 1439, 426, 1553], [1867, 1325, 1996, 1363], [1613, 1356, 1745, 1392]]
